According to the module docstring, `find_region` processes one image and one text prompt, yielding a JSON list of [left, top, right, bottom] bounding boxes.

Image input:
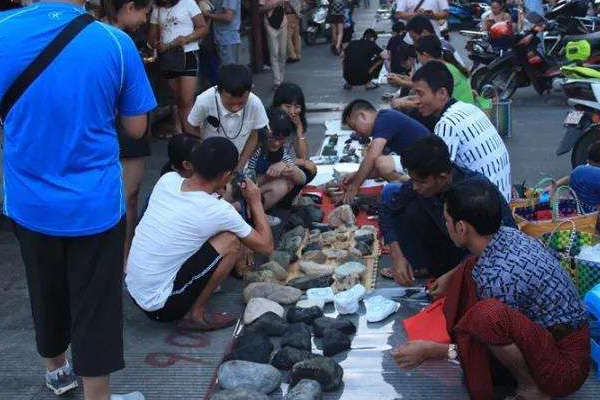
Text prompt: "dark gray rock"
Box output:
[[322, 329, 351, 357], [286, 306, 323, 324], [310, 222, 332, 232], [290, 356, 343, 392], [306, 206, 324, 223], [224, 332, 273, 364], [312, 317, 356, 338], [288, 211, 309, 228], [213, 388, 269, 400], [284, 379, 322, 400], [287, 275, 333, 291], [355, 241, 372, 256], [354, 231, 375, 246], [279, 235, 303, 255], [245, 312, 289, 336], [258, 261, 288, 281], [218, 360, 282, 394], [271, 347, 317, 370], [270, 251, 292, 269], [281, 323, 312, 351], [301, 242, 322, 253]]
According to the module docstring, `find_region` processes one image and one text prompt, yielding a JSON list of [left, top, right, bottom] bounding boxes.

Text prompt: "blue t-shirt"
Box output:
[[212, 0, 241, 45], [571, 164, 600, 210], [0, 3, 157, 236], [372, 109, 429, 155]]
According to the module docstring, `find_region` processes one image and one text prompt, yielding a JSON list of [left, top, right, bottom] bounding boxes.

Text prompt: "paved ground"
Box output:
[[0, 3, 597, 400]]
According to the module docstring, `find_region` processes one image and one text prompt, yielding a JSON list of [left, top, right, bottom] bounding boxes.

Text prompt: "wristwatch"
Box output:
[[447, 344, 458, 361]]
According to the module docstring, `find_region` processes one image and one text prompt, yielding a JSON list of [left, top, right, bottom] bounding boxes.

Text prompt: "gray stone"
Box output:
[[271, 347, 317, 370], [355, 241, 372, 256], [335, 262, 366, 277], [312, 317, 357, 337], [224, 332, 273, 364], [354, 230, 375, 246], [284, 379, 322, 400], [296, 298, 325, 310], [320, 231, 336, 245], [287, 275, 333, 291], [285, 226, 306, 239], [243, 283, 302, 305], [307, 206, 324, 223], [302, 242, 322, 253], [269, 251, 292, 269], [245, 270, 280, 285], [302, 250, 327, 264], [327, 204, 355, 228], [286, 306, 323, 324], [245, 312, 289, 336], [290, 357, 344, 392], [299, 261, 335, 276], [244, 298, 285, 325], [258, 261, 288, 281], [218, 360, 282, 394], [280, 236, 303, 255], [310, 222, 332, 232], [322, 249, 348, 259], [281, 323, 312, 351], [213, 388, 269, 400], [295, 196, 316, 207]]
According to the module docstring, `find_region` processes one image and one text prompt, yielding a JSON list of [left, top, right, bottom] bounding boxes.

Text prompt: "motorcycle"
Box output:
[[449, 0, 490, 30], [460, 30, 499, 90], [304, 0, 331, 46]]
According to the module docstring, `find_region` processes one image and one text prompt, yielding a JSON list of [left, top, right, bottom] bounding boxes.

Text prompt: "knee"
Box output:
[[458, 298, 509, 332], [210, 232, 241, 257], [374, 155, 393, 176]]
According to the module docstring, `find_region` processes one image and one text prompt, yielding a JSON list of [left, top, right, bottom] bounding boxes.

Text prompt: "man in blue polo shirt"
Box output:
[[0, 1, 156, 399], [340, 99, 430, 203]]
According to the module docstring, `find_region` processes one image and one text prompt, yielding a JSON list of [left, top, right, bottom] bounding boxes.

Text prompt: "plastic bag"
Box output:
[[307, 287, 335, 303], [333, 284, 366, 315], [364, 295, 400, 323]]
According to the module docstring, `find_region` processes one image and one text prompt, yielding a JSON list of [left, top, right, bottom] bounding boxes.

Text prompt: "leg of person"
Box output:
[[377, 183, 405, 279], [265, 24, 281, 86], [260, 177, 295, 210], [179, 52, 199, 135], [12, 223, 78, 395], [121, 157, 146, 268], [456, 298, 591, 399], [335, 22, 343, 52], [286, 16, 297, 61], [167, 77, 182, 133], [217, 44, 235, 66], [293, 16, 302, 60], [277, 25, 288, 85], [374, 155, 407, 182]]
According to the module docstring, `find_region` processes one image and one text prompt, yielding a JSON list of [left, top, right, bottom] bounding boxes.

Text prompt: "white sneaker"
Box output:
[[45, 361, 78, 395], [111, 392, 145, 400]]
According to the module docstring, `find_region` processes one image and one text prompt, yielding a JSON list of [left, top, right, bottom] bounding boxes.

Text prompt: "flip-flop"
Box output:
[[178, 312, 236, 332], [380, 267, 396, 279]]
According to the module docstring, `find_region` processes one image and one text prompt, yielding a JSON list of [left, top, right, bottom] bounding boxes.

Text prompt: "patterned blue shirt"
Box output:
[[473, 227, 587, 328]]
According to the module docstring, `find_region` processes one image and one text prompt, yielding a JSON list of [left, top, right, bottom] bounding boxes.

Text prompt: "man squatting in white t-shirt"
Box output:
[[126, 137, 274, 330]]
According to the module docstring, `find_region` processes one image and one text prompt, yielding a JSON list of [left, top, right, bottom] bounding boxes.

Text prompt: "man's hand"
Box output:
[[392, 341, 435, 369], [341, 172, 357, 189], [391, 96, 419, 111], [172, 36, 188, 47], [387, 73, 413, 88], [394, 257, 415, 286], [266, 162, 289, 179], [156, 41, 170, 53], [429, 269, 455, 298], [342, 184, 358, 204], [241, 178, 262, 205]]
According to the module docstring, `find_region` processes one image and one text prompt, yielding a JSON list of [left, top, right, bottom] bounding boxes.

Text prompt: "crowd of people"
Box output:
[[1, 0, 599, 400]]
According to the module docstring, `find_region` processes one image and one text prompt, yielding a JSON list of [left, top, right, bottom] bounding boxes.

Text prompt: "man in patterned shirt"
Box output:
[[412, 60, 512, 201], [393, 181, 589, 400]]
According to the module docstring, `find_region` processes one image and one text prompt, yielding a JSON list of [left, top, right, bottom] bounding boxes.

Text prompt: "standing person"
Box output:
[[286, 0, 302, 62], [328, 0, 346, 55], [259, 0, 289, 89], [0, 0, 156, 398], [342, 29, 389, 90], [187, 64, 269, 169], [102, 0, 155, 265], [204, 0, 242, 65], [395, 0, 449, 38], [148, 0, 208, 135], [482, 0, 512, 31], [412, 61, 512, 201]]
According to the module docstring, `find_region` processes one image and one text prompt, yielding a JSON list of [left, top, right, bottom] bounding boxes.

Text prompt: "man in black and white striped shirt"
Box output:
[[411, 61, 512, 201]]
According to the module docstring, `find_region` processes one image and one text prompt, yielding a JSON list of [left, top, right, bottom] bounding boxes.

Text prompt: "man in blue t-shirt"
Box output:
[[340, 99, 429, 203], [204, 0, 241, 65], [0, 1, 156, 398]]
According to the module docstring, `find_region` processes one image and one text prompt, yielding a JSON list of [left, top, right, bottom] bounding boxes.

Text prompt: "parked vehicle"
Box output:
[[460, 30, 499, 90], [449, 0, 489, 30], [304, 0, 331, 46]]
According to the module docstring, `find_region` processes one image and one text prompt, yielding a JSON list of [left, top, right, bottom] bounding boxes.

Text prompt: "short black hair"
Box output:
[[589, 140, 600, 163], [167, 133, 200, 171], [444, 179, 502, 235], [406, 15, 435, 35], [400, 135, 452, 178], [392, 21, 406, 33], [415, 35, 442, 59], [412, 60, 454, 97], [191, 137, 239, 180], [363, 28, 378, 40], [217, 64, 253, 97], [272, 82, 307, 131], [267, 107, 295, 138], [342, 99, 376, 123]]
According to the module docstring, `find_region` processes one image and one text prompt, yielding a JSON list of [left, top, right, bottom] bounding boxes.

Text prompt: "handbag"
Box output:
[[402, 298, 451, 344], [267, 6, 285, 30], [157, 8, 186, 72]]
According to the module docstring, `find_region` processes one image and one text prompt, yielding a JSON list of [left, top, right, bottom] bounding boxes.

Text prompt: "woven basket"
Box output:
[[576, 258, 600, 297]]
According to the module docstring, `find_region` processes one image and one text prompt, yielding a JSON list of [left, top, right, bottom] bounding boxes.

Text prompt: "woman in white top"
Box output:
[[149, 0, 208, 135]]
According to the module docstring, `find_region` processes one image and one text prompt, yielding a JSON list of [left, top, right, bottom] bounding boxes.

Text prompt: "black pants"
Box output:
[[13, 218, 126, 377], [396, 198, 469, 278]]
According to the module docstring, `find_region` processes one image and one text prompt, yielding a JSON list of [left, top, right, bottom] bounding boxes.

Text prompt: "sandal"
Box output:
[[365, 82, 380, 90], [380, 267, 396, 279], [178, 312, 236, 332]]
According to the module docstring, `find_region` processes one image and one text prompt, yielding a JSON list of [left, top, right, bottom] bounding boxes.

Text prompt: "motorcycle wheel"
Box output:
[[481, 68, 519, 100], [471, 67, 489, 93], [304, 31, 317, 46], [571, 129, 600, 168]]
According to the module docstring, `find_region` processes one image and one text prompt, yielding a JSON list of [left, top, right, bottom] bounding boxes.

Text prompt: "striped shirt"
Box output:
[[246, 145, 294, 175], [435, 101, 512, 201]]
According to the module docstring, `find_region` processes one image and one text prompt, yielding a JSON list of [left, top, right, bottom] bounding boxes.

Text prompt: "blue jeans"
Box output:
[[379, 182, 404, 245], [217, 44, 240, 66], [570, 165, 600, 211]]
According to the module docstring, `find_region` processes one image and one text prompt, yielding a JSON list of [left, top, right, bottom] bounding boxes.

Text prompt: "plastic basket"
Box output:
[[576, 258, 600, 297]]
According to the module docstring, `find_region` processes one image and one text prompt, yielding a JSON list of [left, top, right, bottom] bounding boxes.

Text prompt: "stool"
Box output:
[[584, 283, 600, 382]]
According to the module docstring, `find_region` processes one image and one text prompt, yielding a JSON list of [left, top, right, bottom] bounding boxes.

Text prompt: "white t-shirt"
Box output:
[[187, 86, 269, 153], [150, 0, 202, 53], [434, 101, 512, 202], [395, 0, 449, 37], [126, 172, 252, 311]]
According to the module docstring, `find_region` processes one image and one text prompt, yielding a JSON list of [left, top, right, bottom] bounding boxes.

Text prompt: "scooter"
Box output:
[[304, 0, 331, 46], [460, 30, 500, 90], [449, 0, 489, 30]]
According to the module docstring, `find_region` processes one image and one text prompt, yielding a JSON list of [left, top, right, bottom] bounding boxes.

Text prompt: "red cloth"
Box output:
[[444, 257, 591, 399], [403, 298, 451, 344]]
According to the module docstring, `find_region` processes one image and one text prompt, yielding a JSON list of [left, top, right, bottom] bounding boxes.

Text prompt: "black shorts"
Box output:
[[161, 50, 199, 80], [277, 165, 317, 209], [117, 118, 151, 159], [13, 218, 126, 377], [140, 242, 222, 322], [327, 14, 344, 24]]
